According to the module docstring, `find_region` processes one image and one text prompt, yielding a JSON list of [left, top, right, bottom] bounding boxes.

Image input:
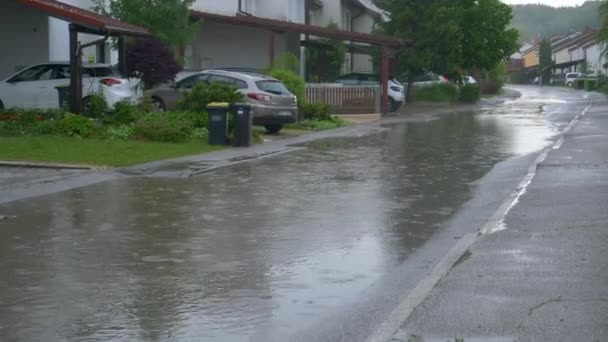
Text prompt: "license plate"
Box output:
[[278, 111, 292, 117]]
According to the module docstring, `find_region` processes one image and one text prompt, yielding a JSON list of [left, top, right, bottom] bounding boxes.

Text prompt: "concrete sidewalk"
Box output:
[[393, 93, 608, 342]]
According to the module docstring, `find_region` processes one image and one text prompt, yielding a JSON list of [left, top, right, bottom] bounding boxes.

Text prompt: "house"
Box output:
[[582, 40, 606, 76], [0, 0, 120, 79], [307, 0, 386, 75], [185, 0, 306, 73], [1, 0, 404, 113]]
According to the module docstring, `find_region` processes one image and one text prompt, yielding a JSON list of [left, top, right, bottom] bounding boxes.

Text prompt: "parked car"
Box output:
[[565, 72, 582, 87], [333, 73, 405, 112], [397, 72, 449, 88], [0, 63, 134, 110], [147, 69, 297, 134]]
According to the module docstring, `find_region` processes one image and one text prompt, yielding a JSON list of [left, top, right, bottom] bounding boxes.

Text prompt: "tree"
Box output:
[[305, 21, 347, 82], [538, 39, 553, 85], [126, 38, 182, 89], [92, 0, 197, 53], [378, 0, 463, 101], [458, 0, 519, 73]]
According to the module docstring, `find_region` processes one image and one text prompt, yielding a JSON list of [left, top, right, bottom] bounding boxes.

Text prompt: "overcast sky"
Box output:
[[502, 0, 588, 6]]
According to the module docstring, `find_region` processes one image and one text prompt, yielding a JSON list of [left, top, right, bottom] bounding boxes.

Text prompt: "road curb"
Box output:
[[0, 160, 101, 170], [367, 96, 593, 342]]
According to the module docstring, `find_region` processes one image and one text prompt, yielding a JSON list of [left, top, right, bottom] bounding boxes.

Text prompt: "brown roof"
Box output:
[[191, 11, 409, 47], [554, 30, 596, 53], [17, 0, 151, 37]]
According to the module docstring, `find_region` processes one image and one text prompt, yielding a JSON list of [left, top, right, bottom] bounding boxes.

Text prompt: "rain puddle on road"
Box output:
[[0, 98, 561, 341]]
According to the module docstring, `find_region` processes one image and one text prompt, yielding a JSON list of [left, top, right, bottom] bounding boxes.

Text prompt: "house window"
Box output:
[[342, 7, 352, 31], [242, 0, 256, 15], [288, 0, 304, 23]]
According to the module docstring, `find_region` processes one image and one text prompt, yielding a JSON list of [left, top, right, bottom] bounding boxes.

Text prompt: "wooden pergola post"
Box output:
[[69, 24, 83, 114], [380, 44, 389, 115]]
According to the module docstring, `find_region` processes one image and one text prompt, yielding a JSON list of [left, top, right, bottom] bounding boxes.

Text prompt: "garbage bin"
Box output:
[[55, 84, 70, 110], [231, 103, 253, 147], [207, 102, 230, 145]]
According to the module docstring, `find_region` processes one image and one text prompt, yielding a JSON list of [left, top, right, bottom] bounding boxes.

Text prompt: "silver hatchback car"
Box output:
[[147, 70, 298, 133]]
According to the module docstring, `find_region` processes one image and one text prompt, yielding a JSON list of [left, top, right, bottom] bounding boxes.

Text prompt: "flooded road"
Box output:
[[0, 86, 591, 341]]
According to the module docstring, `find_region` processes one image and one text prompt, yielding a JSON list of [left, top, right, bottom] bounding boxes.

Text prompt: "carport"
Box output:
[[15, 0, 151, 113], [190, 11, 410, 114]]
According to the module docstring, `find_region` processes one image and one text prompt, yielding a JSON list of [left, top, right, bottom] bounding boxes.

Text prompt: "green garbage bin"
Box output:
[[55, 84, 70, 110], [231, 103, 253, 147], [207, 102, 229, 145]]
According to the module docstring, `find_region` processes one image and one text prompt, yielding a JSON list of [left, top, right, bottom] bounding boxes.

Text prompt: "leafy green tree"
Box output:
[[538, 39, 553, 85], [305, 21, 347, 81], [378, 0, 462, 101], [458, 0, 519, 73], [92, 0, 197, 53]]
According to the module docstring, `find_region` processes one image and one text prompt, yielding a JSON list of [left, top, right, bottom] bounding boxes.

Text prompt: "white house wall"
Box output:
[[585, 43, 605, 75], [554, 49, 571, 66], [0, 1, 50, 79], [310, 0, 342, 27], [48, 0, 117, 64], [255, 0, 305, 22], [192, 0, 240, 15], [187, 22, 291, 70]]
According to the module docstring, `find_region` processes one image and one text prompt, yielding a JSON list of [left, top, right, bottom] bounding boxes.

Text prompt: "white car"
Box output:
[[0, 63, 135, 110], [398, 72, 449, 88], [565, 72, 582, 87]]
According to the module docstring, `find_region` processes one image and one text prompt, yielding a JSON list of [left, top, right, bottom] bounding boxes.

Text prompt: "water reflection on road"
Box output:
[[0, 87, 584, 341]]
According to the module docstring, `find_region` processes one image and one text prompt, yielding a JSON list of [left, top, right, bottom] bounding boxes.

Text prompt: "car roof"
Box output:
[[202, 69, 277, 82], [33, 62, 114, 68]]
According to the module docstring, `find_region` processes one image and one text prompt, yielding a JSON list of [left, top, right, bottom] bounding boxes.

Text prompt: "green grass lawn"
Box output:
[[0, 136, 223, 167]]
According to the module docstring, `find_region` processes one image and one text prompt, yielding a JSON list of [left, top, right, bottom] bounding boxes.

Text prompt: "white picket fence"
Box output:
[[305, 84, 380, 114]]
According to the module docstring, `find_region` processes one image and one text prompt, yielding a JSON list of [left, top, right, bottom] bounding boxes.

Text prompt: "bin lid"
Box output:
[[207, 102, 230, 109]]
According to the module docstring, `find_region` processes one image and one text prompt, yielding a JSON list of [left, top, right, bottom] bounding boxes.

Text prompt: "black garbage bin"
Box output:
[[55, 84, 70, 110], [207, 102, 230, 145], [231, 103, 253, 147]]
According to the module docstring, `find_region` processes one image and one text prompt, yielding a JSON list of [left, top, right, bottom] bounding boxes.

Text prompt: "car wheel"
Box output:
[[265, 124, 283, 134], [566, 82, 573, 87], [152, 97, 166, 112]]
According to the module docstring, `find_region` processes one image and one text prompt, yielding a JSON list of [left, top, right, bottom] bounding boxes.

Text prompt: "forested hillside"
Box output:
[[510, 1, 602, 40]]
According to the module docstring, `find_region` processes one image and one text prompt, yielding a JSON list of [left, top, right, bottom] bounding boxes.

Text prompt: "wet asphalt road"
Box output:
[[0, 86, 592, 341]]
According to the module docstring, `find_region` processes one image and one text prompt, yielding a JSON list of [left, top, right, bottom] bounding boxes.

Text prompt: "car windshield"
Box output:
[[256, 80, 290, 95], [83, 67, 121, 77]]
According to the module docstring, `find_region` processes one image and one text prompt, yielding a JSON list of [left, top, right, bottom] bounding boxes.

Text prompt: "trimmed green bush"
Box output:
[[177, 82, 243, 113], [103, 101, 145, 125], [459, 84, 481, 103], [584, 79, 598, 91], [105, 124, 134, 141], [60, 114, 95, 137], [573, 79, 585, 89], [190, 127, 209, 140], [413, 83, 459, 103], [299, 102, 333, 120], [133, 112, 194, 143], [267, 68, 306, 106], [32, 120, 59, 135], [84, 94, 109, 118]]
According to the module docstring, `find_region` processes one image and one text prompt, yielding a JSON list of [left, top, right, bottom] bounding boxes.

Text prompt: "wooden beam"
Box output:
[[69, 24, 83, 114], [381, 44, 389, 114]]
